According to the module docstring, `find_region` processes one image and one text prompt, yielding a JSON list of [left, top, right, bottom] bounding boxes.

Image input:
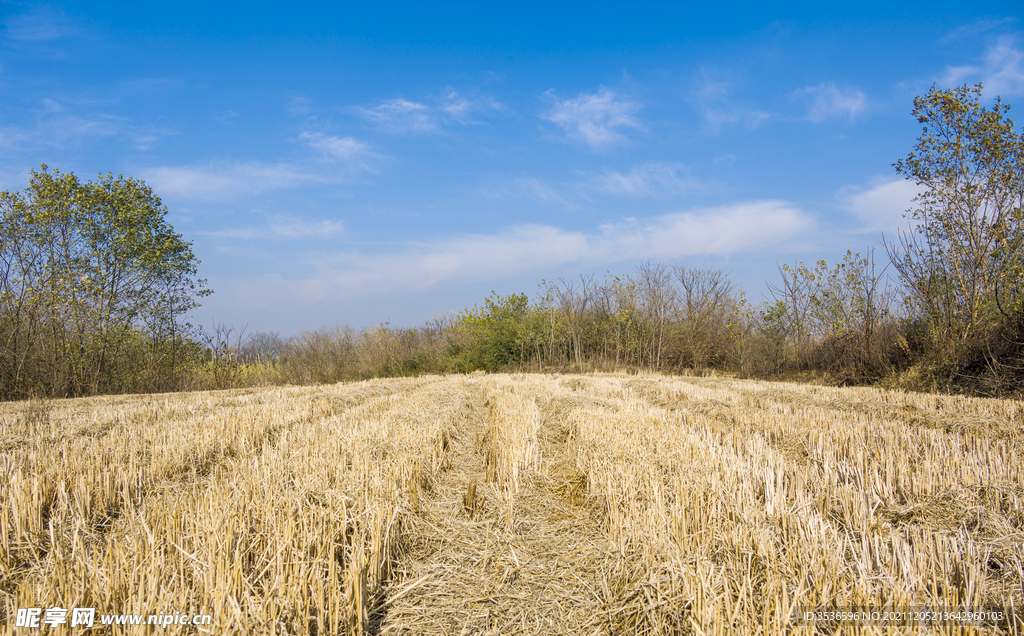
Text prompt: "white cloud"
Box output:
[[229, 201, 811, 307], [271, 216, 344, 239], [790, 83, 866, 122], [438, 87, 504, 124], [983, 38, 1024, 96], [596, 201, 808, 260], [691, 71, 771, 131], [352, 89, 506, 134], [481, 164, 703, 209], [199, 214, 344, 240], [142, 162, 326, 200], [354, 98, 436, 133], [513, 177, 577, 209], [299, 132, 370, 161], [837, 178, 920, 233], [478, 177, 578, 210], [439, 88, 474, 123], [0, 98, 171, 152], [143, 132, 374, 200], [941, 35, 1024, 97], [541, 87, 643, 150], [594, 163, 702, 198]]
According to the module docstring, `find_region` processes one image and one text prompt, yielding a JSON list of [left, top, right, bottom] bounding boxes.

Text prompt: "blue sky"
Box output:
[[2, 2, 1023, 333]]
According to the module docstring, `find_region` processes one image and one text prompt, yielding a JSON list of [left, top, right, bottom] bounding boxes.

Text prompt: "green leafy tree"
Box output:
[[889, 83, 1024, 347], [0, 166, 209, 397], [455, 292, 533, 371]]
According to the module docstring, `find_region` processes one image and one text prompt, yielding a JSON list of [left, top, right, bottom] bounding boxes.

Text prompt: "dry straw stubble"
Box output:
[[1, 373, 1022, 635]]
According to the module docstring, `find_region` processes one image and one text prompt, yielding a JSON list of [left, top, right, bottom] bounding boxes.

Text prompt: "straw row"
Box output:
[[2, 372, 1021, 634]]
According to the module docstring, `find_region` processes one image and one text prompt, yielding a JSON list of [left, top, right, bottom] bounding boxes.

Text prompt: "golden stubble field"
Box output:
[[1, 372, 1022, 635]]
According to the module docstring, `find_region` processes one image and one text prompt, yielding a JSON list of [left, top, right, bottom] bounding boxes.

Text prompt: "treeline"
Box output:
[[225, 252, 906, 386], [223, 84, 1024, 396], [222, 235, 1019, 395], [3, 83, 1022, 399]]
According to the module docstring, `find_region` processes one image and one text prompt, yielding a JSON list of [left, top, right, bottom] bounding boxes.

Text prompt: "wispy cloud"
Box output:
[[941, 35, 1024, 97], [0, 123, 42, 151], [691, 71, 770, 131], [0, 165, 31, 192], [790, 82, 866, 122], [227, 201, 811, 307], [199, 214, 344, 240], [593, 163, 702, 198], [439, 87, 504, 124], [939, 18, 1019, 44], [439, 90, 472, 122], [2, 5, 77, 41], [354, 89, 503, 133], [479, 163, 702, 208], [837, 177, 920, 233], [0, 98, 170, 151], [478, 176, 579, 210], [287, 95, 313, 117], [299, 132, 371, 161], [541, 87, 643, 150], [143, 132, 375, 200], [36, 98, 119, 137], [142, 162, 333, 200], [354, 98, 435, 134]]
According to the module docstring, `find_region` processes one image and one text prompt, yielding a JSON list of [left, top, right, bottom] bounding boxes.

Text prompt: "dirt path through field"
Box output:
[[376, 378, 613, 635]]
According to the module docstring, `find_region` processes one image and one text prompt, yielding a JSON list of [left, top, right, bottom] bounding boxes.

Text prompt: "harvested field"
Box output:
[[1, 373, 1022, 634]]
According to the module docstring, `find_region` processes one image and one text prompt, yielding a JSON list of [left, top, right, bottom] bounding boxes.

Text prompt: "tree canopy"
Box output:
[[0, 166, 209, 398], [890, 83, 1024, 343]]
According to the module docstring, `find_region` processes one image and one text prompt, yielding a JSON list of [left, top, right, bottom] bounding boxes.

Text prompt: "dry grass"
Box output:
[[1, 373, 1022, 634], [1, 378, 466, 634]]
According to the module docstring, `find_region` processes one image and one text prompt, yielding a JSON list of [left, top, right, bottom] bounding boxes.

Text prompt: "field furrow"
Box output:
[[378, 375, 614, 635]]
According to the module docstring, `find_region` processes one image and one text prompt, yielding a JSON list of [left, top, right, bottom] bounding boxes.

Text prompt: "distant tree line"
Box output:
[[2, 83, 1022, 399], [228, 83, 1024, 396], [225, 251, 903, 388]]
